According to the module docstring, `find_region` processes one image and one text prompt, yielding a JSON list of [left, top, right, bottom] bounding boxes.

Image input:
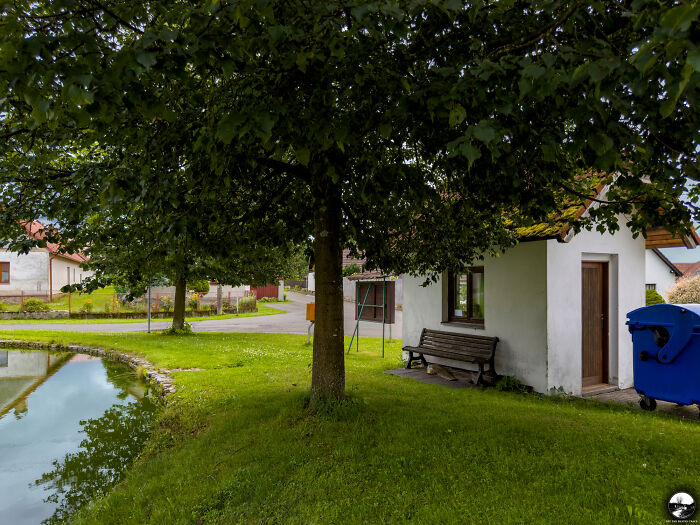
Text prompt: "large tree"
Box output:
[[1, 1, 698, 403]]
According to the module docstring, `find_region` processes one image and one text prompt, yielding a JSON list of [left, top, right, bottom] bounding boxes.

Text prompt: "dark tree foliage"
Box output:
[[1, 1, 698, 401]]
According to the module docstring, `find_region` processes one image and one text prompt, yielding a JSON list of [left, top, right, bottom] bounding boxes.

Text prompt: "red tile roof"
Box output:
[[24, 221, 88, 263], [342, 249, 365, 267], [675, 261, 700, 279]]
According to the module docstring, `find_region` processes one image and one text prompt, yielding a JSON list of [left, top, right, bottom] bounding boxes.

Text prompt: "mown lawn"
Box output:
[[0, 304, 284, 324], [3, 331, 698, 524]]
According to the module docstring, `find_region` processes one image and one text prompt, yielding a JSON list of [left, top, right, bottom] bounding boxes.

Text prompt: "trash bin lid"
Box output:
[[627, 304, 700, 364]]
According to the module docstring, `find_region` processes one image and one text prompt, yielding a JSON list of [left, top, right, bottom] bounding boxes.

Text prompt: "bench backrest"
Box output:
[[419, 328, 498, 360]]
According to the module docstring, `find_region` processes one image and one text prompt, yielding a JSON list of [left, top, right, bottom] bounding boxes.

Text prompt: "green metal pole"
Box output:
[[382, 278, 386, 358], [347, 283, 371, 354]]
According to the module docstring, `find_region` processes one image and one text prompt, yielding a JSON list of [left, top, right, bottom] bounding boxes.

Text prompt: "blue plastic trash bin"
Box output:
[[627, 304, 700, 412]]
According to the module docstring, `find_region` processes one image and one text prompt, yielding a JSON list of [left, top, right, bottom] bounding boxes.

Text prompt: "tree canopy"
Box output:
[[1, 0, 698, 401]]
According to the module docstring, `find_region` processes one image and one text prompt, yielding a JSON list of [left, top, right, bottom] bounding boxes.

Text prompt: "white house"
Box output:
[[402, 206, 698, 396], [0, 221, 92, 300], [645, 249, 682, 301]]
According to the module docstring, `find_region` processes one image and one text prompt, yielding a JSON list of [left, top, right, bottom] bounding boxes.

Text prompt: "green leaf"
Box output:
[[379, 122, 392, 138], [688, 50, 700, 72], [460, 142, 481, 168], [659, 98, 676, 118], [31, 99, 50, 124], [589, 133, 614, 155], [216, 112, 245, 144], [660, 5, 699, 33], [445, 0, 462, 12], [296, 147, 310, 166], [449, 104, 466, 127], [68, 84, 93, 106], [472, 121, 496, 144], [135, 51, 157, 69], [522, 64, 546, 80]]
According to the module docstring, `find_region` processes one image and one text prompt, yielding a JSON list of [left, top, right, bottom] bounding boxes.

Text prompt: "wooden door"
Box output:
[[581, 262, 608, 387]]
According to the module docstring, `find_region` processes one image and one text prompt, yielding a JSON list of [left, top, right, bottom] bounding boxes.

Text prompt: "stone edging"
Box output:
[[0, 339, 176, 401]]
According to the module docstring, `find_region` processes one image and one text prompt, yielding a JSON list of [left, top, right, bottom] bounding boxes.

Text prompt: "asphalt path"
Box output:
[[0, 292, 402, 339]]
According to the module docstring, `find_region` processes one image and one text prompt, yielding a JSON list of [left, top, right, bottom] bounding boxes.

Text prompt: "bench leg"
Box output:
[[420, 354, 428, 367], [405, 351, 413, 369], [474, 362, 484, 386]]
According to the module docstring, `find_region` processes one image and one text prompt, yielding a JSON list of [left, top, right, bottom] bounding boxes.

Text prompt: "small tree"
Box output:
[[646, 289, 665, 306], [668, 277, 700, 304]]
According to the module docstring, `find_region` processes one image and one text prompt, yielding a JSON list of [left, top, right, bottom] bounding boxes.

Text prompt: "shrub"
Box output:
[[189, 279, 210, 294], [222, 299, 231, 310], [80, 301, 94, 313], [238, 296, 257, 312], [160, 296, 173, 312], [258, 296, 278, 303], [188, 293, 200, 310], [342, 263, 362, 277], [23, 298, 50, 312], [0, 302, 8, 312], [162, 322, 193, 336], [494, 376, 531, 394], [668, 276, 700, 304], [103, 301, 113, 314], [645, 289, 665, 306]]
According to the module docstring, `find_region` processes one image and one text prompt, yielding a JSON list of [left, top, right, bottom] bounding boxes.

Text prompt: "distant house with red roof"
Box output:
[[645, 249, 683, 300], [674, 261, 700, 280], [0, 221, 92, 300]]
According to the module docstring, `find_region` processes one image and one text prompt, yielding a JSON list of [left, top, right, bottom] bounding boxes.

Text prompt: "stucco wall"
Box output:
[[51, 256, 92, 293], [0, 350, 49, 379], [546, 219, 645, 394], [645, 250, 678, 301], [402, 242, 549, 392], [0, 250, 49, 295]]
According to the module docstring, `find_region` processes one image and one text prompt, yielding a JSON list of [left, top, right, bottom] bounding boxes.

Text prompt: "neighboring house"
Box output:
[[674, 261, 700, 280], [0, 221, 92, 300], [402, 195, 699, 396], [308, 249, 404, 305], [645, 249, 682, 300]]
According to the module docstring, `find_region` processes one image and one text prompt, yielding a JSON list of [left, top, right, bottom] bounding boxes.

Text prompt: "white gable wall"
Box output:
[[402, 241, 548, 392], [402, 216, 645, 396], [0, 249, 49, 295], [645, 250, 678, 301], [51, 256, 91, 293], [546, 219, 645, 394]]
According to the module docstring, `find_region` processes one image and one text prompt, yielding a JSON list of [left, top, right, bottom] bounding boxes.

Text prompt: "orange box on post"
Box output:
[[306, 303, 315, 322]]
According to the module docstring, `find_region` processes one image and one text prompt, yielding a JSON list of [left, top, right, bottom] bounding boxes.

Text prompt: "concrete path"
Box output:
[[0, 292, 403, 338], [388, 365, 700, 422]]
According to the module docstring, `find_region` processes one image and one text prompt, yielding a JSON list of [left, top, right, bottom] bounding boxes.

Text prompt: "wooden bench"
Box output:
[[403, 328, 499, 385]]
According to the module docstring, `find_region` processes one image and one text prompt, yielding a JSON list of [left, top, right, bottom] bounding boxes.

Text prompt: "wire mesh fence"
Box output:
[[0, 289, 257, 316]]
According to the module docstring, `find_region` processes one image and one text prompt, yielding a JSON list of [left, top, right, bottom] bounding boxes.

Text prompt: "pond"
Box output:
[[0, 349, 158, 525]]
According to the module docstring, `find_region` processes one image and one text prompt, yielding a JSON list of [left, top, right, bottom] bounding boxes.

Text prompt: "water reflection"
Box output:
[[35, 397, 156, 525], [0, 350, 156, 525]]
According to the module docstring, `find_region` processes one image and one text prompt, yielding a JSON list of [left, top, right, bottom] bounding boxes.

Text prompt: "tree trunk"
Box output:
[[172, 274, 187, 330], [216, 283, 223, 315], [311, 178, 345, 403]]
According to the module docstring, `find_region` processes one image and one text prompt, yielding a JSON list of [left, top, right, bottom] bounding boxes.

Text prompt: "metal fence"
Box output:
[[0, 289, 255, 315]]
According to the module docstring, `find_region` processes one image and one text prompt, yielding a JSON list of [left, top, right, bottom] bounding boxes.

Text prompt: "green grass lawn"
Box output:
[[0, 304, 284, 324], [3, 331, 698, 524]]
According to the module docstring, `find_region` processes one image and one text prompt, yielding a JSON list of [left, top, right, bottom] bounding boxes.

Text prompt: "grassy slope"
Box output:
[[3, 331, 698, 524], [0, 305, 284, 324]]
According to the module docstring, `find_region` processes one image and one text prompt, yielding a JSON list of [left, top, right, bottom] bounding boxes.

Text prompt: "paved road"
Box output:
[[0, 292, 402, 338]]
